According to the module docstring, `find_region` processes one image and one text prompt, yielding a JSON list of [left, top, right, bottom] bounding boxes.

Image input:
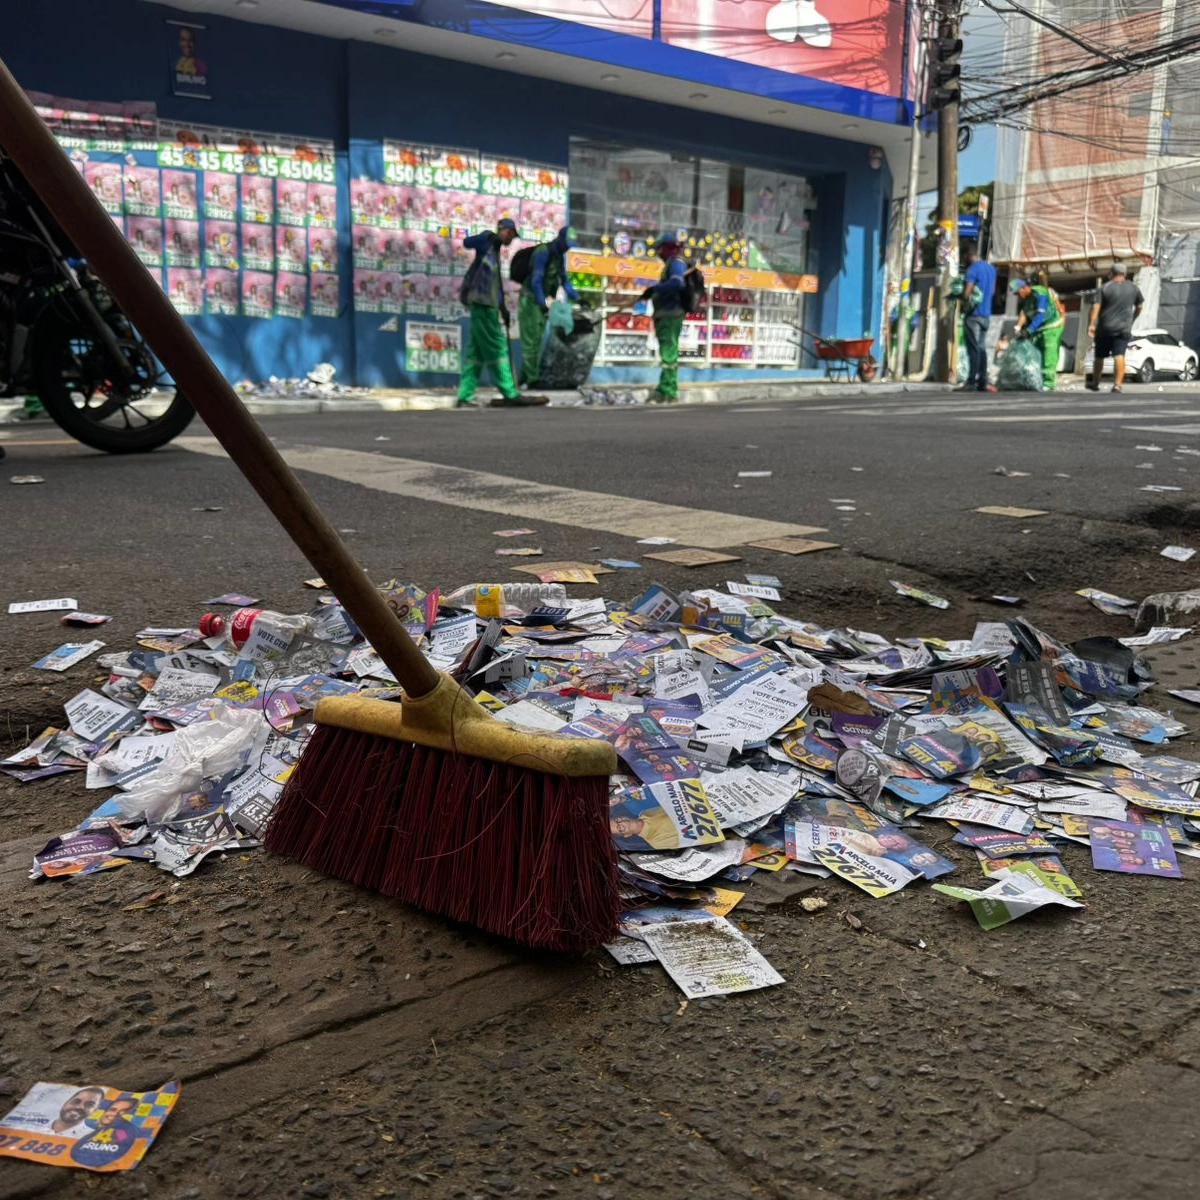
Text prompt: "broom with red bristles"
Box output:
[[0, 59, 620, 952]]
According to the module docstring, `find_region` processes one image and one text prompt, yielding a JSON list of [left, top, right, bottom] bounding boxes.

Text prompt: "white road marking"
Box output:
[[959, 410, 1200, 423], [177, 438, 826, 549], [1122, 424, 1200, 434]]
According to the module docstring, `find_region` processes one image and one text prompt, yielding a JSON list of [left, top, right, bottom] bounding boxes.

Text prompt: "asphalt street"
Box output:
[[3, 384, 1200, 1200]]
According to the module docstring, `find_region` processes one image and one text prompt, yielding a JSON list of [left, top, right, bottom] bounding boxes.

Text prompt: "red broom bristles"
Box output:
[[264, 725, 621, 952]]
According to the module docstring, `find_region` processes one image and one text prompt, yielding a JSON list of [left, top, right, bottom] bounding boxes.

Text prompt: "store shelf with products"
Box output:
[[568, 266, 811, 370]]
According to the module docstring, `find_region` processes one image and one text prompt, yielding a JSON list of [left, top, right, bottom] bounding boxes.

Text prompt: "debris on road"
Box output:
[[7, 566, 1200, 993], [8, 597, 77, 614], [1161, 545, 1196, 562], [974, 505, 1049, 519], [891, 581, 951, 609], [0, 1078, 180, 1173]]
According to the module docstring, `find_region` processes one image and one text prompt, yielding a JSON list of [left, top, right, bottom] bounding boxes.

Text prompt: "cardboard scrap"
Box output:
[[747, 537, 839, 556], [974, 506, 1048, 519], [644, 548, 743, 568]]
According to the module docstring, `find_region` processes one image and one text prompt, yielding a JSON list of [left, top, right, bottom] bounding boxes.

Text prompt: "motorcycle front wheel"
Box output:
[[33, 320, 196, 453]]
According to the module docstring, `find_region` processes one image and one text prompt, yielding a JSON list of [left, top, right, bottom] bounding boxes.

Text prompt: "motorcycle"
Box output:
[[0, 151, 194, 457]]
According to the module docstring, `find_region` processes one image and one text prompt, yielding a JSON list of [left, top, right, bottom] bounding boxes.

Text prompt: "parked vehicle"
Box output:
[[0, 152, 194, 453], [1082, 329, 1199, 384]]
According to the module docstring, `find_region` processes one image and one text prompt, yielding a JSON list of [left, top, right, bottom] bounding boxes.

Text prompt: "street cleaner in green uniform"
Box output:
[[519, 225, 580, 388], [457, 218, 546, 408], [1011, 277, 1064, 392], [641, 233, 689, 403]]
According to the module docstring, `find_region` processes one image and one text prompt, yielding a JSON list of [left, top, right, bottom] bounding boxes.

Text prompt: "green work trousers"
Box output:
[[1033, 324, 1063, 391], [654, 313, 684, 400], [518, 291, 546, 386], [457, 303, 518, 402]]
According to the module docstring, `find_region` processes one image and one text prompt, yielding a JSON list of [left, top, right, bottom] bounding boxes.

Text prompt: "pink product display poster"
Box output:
[[206, 268, 240, 316], [241, 224, 274, 272], [277, 178, 308, 227], [242, 271, 275, 318], [127, 216, 164, 266], [166, 268, 203, 315], [308, 228, 337, 273], [162, 170, 197, 219], [204, 220, 239, 269], [240, 175, 274, 225], [310, 272, 339, 318], [276, 225, 307, 272], [164, 219, 200, 268], [123, 166, 160, 217], [275, 272, 308, 319], [84, 162, 123, 215], [308, 182, 337, 228], [203, 171, 238, 220]]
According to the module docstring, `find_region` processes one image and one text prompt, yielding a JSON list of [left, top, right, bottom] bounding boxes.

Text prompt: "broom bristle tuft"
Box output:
[[264, 725, 621, 952]]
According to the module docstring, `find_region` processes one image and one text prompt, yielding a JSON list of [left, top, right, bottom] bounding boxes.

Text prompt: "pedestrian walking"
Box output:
[[1011, 277, 1064, 391], [641, 234, 689, 403], [1087, 263, 1144, 393], [456, 218, 546, 408], [959, 244, 996, 392], [517, 225, 580, 389]]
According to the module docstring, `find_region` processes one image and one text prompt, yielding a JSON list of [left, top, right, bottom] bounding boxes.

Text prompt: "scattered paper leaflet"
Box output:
[[639, 916, 783, 999], [0, 1079, 180, 1172], [933, 872, 1083, 930]]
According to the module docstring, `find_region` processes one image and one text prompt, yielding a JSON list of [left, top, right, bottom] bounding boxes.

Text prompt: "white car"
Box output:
[[1082, 329, 1198, 383]]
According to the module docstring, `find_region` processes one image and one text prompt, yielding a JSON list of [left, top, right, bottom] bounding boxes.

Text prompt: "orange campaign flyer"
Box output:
[[0, 1079, 180, 1172]]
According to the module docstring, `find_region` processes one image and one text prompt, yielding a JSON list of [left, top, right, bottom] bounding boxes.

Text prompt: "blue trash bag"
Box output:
[[996, 337, 1044, 392]]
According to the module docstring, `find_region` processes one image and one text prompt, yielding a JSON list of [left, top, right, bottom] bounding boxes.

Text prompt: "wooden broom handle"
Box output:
[[0, 57, 440, 698]]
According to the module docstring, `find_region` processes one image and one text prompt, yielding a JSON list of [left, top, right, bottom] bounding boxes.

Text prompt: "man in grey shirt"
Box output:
[[1087, 263, 1144, 393]]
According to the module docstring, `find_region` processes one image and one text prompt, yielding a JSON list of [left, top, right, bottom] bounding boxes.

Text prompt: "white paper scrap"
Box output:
[[64, 689, 139, 741], [697, 673, 808, 742], [8, 597, 78, 614], [922, 796, 1033, 833], [702, 767, 799, 828], [627, 839, 746, 883], [726, 581, 782, 601], [1161, 545, 1197, 562], [31, 641, 106, 672], [639, 916, 784, 999]]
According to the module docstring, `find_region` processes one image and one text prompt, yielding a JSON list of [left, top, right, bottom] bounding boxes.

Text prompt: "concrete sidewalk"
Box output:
[[0, 376, 955, 422]]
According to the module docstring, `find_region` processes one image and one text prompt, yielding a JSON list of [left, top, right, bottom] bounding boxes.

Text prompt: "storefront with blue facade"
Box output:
[[5, 0, 915, 388]]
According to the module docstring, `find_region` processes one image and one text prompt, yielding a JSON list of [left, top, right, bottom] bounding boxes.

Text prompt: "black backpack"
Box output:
[[509, 244, 540, 286], [681, 262, 707, 316]]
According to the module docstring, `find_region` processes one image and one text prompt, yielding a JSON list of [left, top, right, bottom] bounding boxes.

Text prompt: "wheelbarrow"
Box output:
[[812, 334, 878, 383]]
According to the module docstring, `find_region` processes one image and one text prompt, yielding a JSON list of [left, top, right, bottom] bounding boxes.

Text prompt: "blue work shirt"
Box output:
[[963, 259, 996, 316], [461, 232, 503, 307], [528, 243, 578, 308], [651, 255, 688, 315]]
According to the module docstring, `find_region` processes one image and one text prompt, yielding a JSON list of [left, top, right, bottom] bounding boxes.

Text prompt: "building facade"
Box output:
[[991, 0, 1200, 349], [7, 0, 918, 387]]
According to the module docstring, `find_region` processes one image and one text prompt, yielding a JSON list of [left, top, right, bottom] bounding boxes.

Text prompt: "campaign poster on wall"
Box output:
[[356, 141, 568, 320], [168, 20, 211, 100], [405, 322, 462, 373], [206, 269, 240, 316], [39, 98, 343, 323]]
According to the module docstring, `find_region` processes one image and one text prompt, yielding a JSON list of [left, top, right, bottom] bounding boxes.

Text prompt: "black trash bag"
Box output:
[[538, 309, 602, 390]]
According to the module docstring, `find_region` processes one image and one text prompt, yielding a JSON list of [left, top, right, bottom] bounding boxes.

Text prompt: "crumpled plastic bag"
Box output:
[[117, 705, 266, 823], [996, 338, 1044, 392]]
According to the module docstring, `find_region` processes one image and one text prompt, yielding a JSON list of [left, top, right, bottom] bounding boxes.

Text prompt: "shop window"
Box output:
[[568, 138, 817, 370]]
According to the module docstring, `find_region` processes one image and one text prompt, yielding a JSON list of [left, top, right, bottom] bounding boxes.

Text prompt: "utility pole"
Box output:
[[931, 5, 962, 383], [888, 5, 930, 380]]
